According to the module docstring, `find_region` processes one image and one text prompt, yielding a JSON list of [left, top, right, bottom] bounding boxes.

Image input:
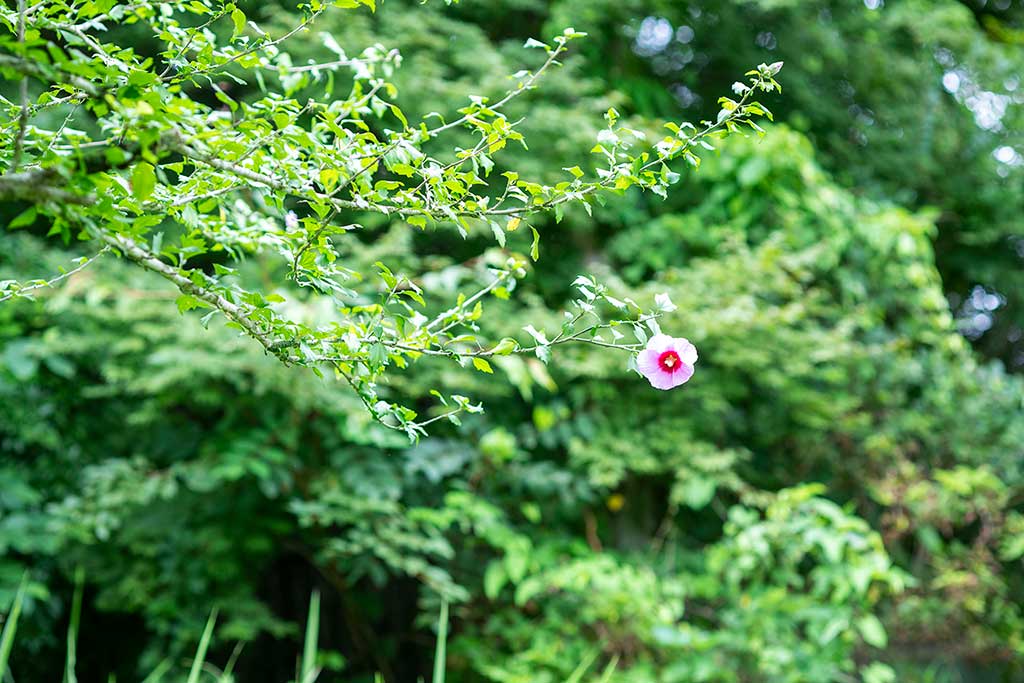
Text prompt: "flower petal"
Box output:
[[646, 368, 678, 390], [645, 334, 674, 354], [636, 348, 661, 378], [669, 362, 694, 387], [677, 339, 698, 365]]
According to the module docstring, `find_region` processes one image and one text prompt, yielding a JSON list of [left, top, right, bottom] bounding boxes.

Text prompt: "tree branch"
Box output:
[[0, 246, 111, 303], [100, 233, 287, 359], [10, 0, 29, 173]]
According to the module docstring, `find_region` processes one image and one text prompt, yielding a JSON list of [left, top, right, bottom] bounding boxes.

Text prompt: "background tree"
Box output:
[[2, 1, 1023, 683]]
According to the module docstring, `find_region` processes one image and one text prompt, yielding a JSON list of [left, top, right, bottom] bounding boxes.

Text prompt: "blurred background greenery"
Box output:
[[3, 0, 1024, 681]]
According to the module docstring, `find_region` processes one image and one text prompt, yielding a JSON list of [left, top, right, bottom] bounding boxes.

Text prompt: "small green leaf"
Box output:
[[176, 294, 202, 314], [473, 358, 494, 374], [483, 562, 506, 600], [320, 168, 339, 191], [863, 663, 896, 683], [679, 476, 716, 509], [490, 221, 506, 247], [391, 163, 416, 177], [132, 162, 156, 201], [8, 206, 37, 229], [857, 614, 888, 649], [230, 8, 246, 37], [491, 338, 518, 356], [212, 87, 237, 111]]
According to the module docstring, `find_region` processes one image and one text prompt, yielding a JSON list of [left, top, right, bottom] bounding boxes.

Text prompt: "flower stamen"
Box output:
[[658, 350, 681, 371]]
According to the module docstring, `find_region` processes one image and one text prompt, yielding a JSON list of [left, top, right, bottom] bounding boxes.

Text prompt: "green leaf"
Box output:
[[679, 476, 716, 509], [8, 207, 36, 229], [529, 226, 540, 261], [489, 221, 505, 247], [856, 614, 888, 649], [816, 615, 847, 645], [131, 162, 156, 201], [212, 87, 238, 111], [504, 548, 527, 583], [472, 358, 494, 374], [391, 163, 416, 177], [230, 8, 246, 37], [483, 562, 506, 600], [388, 106, 406, 128], [176, 294, 202, 314], [491, 338, 518, 356], [320, 168, 339, 191], [862, 663, 896, 683]]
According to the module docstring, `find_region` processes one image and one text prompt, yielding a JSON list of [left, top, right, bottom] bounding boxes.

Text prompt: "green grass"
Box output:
[[0, 574, 28, 682], [432, 600, 449, 683], [300, 589, 321, 683], [187, 608, 218, 683], [0, 583, 611, 682], [64, 567, 84, 683]]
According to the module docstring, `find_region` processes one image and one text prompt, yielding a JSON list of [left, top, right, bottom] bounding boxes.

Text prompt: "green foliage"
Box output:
[[0, 0, 779, 438], [2, 1, 1023, 683]]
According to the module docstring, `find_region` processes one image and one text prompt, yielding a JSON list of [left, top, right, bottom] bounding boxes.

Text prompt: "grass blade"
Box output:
[[432, 599, 449, 683], [300, 589, 320, 683], [187, 608, 218, 683], [563, 646, 599, 683], [140, 658, 172, 683], [64, 567, 85, 683], [0, 573, 28, 681], [596, 655, 619, 683], [221, 641, 245, 682]]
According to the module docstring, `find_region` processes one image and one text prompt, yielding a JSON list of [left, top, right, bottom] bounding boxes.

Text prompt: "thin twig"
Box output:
[[10, 0, 30, 172], [425, 42, 568, 137], [168, 8, 325, 85], [0, 246, 111, 303], [277, 58, 354, 74]]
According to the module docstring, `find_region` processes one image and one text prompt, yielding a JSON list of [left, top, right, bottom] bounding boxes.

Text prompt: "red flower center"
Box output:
[[658, 350, 681, 372]]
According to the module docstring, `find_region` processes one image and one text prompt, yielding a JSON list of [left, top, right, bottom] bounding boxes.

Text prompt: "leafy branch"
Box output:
[[0, 246, 111, 303], [0, 0, 781, 436]]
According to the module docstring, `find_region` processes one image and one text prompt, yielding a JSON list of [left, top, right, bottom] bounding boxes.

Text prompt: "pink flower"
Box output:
[[284, 210, 299, 230], [636, 334, 697, 390]]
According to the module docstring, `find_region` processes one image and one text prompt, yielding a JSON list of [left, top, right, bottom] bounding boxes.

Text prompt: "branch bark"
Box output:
[[100, 233, 288, 360]]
